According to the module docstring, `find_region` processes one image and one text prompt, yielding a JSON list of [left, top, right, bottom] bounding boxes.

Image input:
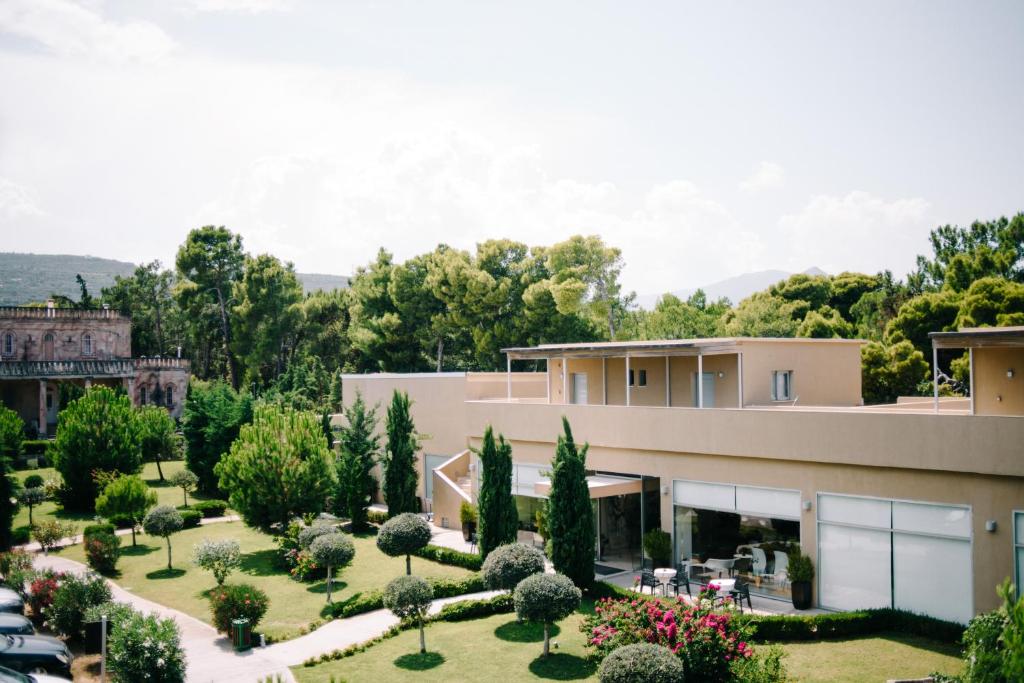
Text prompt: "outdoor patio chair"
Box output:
[[728, 579, 753, 613], [773, 551, 789, 587], [639, 569, 659, 595], [669, 564, 691, 597], [752, 548, 769, 583]]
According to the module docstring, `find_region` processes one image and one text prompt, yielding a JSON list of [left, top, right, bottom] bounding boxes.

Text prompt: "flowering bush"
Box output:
[[275, 521, 326, 581], [583, 595, 775, 683], [0, 549, 35, 597], [32, 520, 77, 553], [107, 611, 186, 683], [84, 532, 121, 574], [209, 583, 269, 633], [44, 571, 112, 638], [191, 538, 241, 585], [28, 571, 64, 622]]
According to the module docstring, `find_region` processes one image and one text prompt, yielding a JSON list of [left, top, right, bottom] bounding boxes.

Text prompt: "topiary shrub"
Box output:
[[180, 509, 202, 529], [599, 643, 686, 683], [108, 611, 186, 683], [84, 531, 121, 574], [190, 499, 229, 518], [17, 486, 46, 527], [298, 523, 337, 550], [481, 543, 545, 590], [383, 575, 433, 653], [23, 474, 44, 489], [168, 469, 199, 507], [308, 533, 355, 604], [83, 523, 116, 540], [376, 513, 431, 575], [513, 572, 582, 657], [209, 583, 269, 633], [642, 529, 671, 568], [191, 538, 241, 586], [44, 571, 112, 639], [95, 474, 157, 547], [143, 505, 184, 571]]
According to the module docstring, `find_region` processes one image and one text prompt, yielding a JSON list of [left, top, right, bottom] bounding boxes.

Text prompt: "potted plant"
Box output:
[[459, 501, 477, 542], [788, 552, 815, 609], [642, 528, 672, 568]]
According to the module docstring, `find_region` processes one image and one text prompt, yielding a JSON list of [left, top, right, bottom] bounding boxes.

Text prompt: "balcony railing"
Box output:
[[0, 358, 189, 378]]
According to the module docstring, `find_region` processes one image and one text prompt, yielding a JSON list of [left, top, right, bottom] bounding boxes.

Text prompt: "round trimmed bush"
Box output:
[[383, 575, 434, 653], [191, 538, 241, 586], [309, 533, 355, 603], [23, 474, 44, 489], [143, 505, 184, 571], [376, 513, 431, 575], [514, 572, 581, 657], [481, 543, 545, 590], [298, 523, 337, 550], [180, 509, 202, 529], [209, 583, 269, 633], [599, 643, 686, 683]]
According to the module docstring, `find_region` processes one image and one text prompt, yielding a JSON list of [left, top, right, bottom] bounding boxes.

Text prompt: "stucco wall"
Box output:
[[0, 313, 131, 361], [739, 340, 863, 407], [465, 372, 547, 400], [973, 348, 1024, 416]]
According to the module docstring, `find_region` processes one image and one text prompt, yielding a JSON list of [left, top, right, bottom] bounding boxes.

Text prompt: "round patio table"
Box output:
[[653, 568, 676, 596]]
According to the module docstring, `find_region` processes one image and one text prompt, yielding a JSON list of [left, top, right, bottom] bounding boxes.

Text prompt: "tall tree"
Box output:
[[0, 407, 21, 551], [335, 392, 380, 532], [382, 391, 419, 516], [137, 405, 180, 482], [475, 425, 518, 558], [721, 292, 801, 337], [182, 380, 253, 495], [618, 290, 729, 340], [911, 213, 1024, 292], [175, 226, 246, 389], [232, 254, 304, 387], [102, 261, 178, 357], [547, 417, 594, 589]]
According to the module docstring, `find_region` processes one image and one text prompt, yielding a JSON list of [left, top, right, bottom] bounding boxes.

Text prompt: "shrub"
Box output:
[[52, 387, 143, 512], [514, 572, 581, 657], [108, 611, 186, 683], [367, 509, 388, 525], [376, 513, 431, 575], [143, 505, 184, 571], [28, 571, 63, 621], [335, 392, 380, 532], [215, 404, 336, 532], [10, 527, 29, 546], [45, 571, 112, 638], [330, 573, 486, 619], [138, 404, 181, 483], [383, 575, 433, 653], [599, 643, 685, 683], [309, 533, 355, 603], [190, 499, 229, 518], [168, 469, 199, 507], [180, 509, 202, 529], [0, 407, 24, 460], [209, 583, 269, 633], [84, 532, 121, 574], [412, 544, 483, 571], [434, 593, 515, 622], [787, 553, 814, 583], [192, 538, 241, 585], [298, 524, 337, 549], [23, 474, 44, 489], [82, 601, 137, 639], [481, 543, 545, 590], [20, 440, 48, 457], [459, 501, 477, 526], [83, 523, 116, 540], [95, 474, 157, 547], [182, 379, 253, 496], [0, 549, 34, 597], [32, 519, 76, 553], [642, 529, 671, 568], [16, 487, 46, 527], [547, 418, 595, 589]]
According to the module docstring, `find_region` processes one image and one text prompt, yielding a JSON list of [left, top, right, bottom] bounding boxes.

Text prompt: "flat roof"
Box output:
[[930, 326, 1024, 349], [502, 336, 864, 359]]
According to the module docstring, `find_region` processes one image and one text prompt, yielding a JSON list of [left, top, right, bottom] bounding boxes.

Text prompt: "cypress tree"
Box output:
[[547, 417, 594, 589], [476, 425, 518, 558], [336, 392, 381, 531], [382, 390, 419, 516]]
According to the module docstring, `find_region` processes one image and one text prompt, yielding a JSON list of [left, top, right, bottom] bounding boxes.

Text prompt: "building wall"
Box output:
[[465, 372, 547, 401], [973, 347, 1024, 416], [134, 365, 190, 419], [0, 311, 131, 361], [739, 340, 863, 407]]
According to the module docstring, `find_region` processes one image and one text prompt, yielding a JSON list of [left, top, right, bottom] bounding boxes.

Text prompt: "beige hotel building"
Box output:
[[342, 326, 1024, 623]]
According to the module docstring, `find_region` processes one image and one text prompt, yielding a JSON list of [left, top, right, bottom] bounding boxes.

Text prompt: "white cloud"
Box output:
[[778, 191, 932, 276], [0, 0, 176, 63], [739, 161, 786, 192], [172, 0, 292, 14], [0, 178, 45, 221]]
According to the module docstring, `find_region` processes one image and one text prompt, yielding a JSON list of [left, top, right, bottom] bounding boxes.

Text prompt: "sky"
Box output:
[[0, 0, 1022, 298]]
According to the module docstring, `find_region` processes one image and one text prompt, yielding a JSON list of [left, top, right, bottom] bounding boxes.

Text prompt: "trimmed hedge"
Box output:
[[413, 544, 483, 571], [20, 440, 50, 456], [367, 509, 388, 525], [329, 573, 486, 619], [83, 523, 117, 541], [11, 527, 30, 546], [590, 580, 965, 645], [180, 509, 202, 529], [190, 500, 229, 518]]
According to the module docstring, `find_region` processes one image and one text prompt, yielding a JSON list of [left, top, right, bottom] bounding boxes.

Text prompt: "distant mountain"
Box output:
[[635, 267, 827, 310], [0, 252, 348, 306]]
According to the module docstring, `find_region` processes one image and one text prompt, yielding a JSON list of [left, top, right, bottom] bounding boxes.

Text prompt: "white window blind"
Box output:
[[735, 485, 801, 519], [673, 480, 735, 511]]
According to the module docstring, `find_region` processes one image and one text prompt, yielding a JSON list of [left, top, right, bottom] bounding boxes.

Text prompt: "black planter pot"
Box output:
[[791, 581, 813, 610], [461, 521, 476, 542], [84, 619, 113, 654]]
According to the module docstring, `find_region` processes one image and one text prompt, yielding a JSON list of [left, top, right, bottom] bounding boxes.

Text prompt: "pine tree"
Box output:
[[336, 392, 380, 531], [476, 425, 518, 558], [547, 417, 594, 589], [382, 391, 419, 516]]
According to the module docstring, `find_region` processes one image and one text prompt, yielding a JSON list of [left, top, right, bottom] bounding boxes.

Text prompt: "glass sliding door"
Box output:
[[1016, 512, 1024, 600]]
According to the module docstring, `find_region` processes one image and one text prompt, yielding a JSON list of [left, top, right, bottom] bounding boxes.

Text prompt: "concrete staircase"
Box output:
[[456, 475, 472, 497]]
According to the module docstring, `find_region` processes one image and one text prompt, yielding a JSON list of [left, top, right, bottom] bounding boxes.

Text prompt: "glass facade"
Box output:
[[1016, 511, 1024, 599]]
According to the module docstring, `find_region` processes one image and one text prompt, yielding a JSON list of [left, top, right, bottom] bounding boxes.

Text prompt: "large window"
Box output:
[[423, 454, 449, 501], [82, 333, 93, 356], [1, 333, 13, 356], [817, 493, 972, 624], [771, 370, 793, 400], [673, 480, 801, 599]]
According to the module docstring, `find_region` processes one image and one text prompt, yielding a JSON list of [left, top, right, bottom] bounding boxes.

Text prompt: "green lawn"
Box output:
[[292, 611, 964, 683], [14, 460, 220, 534], [58, 520, 473, 641]]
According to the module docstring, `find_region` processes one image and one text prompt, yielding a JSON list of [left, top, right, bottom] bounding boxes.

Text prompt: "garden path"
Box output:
[[18, 514, 241, 554]]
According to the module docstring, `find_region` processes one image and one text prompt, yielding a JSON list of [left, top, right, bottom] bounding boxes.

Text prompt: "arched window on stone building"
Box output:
[[1, 332, 13, 357], [140, 386, 148, 405], [165, 385, 174, 407]]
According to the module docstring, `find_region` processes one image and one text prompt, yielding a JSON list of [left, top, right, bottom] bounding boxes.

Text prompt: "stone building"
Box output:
[[0, 302, 190, 435]]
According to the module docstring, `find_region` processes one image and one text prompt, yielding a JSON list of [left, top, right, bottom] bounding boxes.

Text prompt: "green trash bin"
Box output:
[[232, 618, 251, 652]]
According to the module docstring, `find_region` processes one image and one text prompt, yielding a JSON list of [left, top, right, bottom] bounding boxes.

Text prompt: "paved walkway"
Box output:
[[33, 552, 502, 683], [17, 514, 241, 554]]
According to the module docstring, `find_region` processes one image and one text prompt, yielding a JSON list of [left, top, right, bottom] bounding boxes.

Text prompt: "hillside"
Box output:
[[635, 267, 827, 309], [0, 253, 348, 306]]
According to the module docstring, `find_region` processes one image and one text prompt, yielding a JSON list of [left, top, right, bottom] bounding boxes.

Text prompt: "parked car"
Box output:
[[0, 635, 72, 678], [0, 663, 70, 682], [0, 590, 23, 616], [0, 617, 32, 637]]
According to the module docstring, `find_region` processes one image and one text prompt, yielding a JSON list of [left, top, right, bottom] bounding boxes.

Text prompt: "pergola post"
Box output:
[[562, 356, 568, 404], [37, 379, 47, 437], [506, 355, 512, 402], [546, 357, 551, 404], [697, 351, 704, 408], [664, 356, 670, 407], [969, 347, 975, 415], [602, 357, 607, 405], [625, 354, 631, 407], [737, 353, 744, 408], [932, 346, 939, 412]]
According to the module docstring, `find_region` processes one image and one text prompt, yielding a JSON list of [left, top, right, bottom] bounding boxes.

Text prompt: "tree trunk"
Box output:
[[435, 338, 444, 372], [419, 617, 426, 653], [28, 506, 32, 527], [183, 489, 188, 507], [543, 623, 550, 657], [156, 459, 165, 482], [130, 525, 136, 547], [166, 538, 172, 570], [326, 566, 333, 603], [214, 286, 239, 390], [406, 554, 411, 575]]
